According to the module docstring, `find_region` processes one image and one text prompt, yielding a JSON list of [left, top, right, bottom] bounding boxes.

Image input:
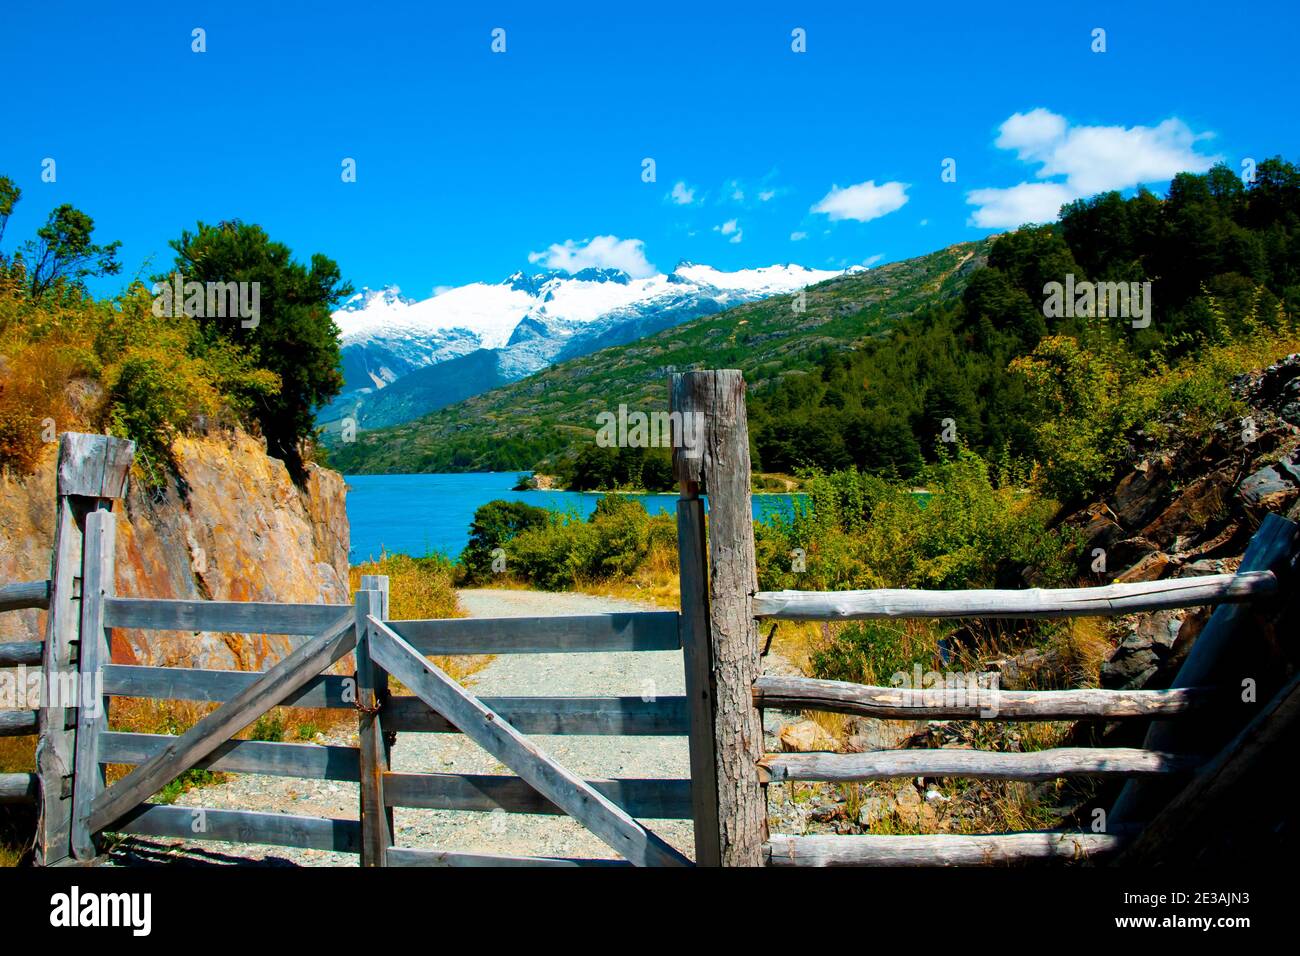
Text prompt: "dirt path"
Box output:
[[111, 589, 694, 866]]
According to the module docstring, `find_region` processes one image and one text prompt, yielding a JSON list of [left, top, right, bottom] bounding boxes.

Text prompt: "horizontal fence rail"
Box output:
[[382, 772, 693, 818], [0, 772, 38, 805], [760, 747, 1201, 783], [102, 665, 690, 735], [387, 612, 681, 655], [764, 832, 1126, 867], [753, 570, 1277, 621], [753, 675, 1211, 720], [105, 598, 351, 634], [0, 641, 44, 667], [102, 601, 680, 654], [0, 711, 39, 738], [101, 732, 361, 782], [112, 805, 361, 854], [0, 580, 50, 613]]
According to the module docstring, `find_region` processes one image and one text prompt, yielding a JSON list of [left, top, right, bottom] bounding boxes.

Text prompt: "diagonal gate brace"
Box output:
[[87, 610, 356, 835], [366, 615, 692, 867]]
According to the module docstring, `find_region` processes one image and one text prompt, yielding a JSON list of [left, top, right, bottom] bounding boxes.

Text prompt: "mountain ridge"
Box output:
[[326, 237, 995, 474]]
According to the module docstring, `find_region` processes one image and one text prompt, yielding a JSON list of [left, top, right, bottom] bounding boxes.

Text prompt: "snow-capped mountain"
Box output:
[[323, 261, 845, 431]]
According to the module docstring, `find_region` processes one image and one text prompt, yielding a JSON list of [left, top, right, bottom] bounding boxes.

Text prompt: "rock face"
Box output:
[[0, 430, 349, 669], [1064, 354, 1300, 690]]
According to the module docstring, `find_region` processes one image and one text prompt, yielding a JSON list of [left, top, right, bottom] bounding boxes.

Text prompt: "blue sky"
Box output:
[[1, 1, 1297, 298]]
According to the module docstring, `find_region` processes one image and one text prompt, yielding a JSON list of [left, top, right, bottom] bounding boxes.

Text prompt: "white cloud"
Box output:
[[863, 254, 884, 266], [968, 109, 1221, 228], [811, 180, 910, 223], [714, 219, 743, 243], [669, 181, 697, 205], [967, 182, 1077, 229], [528, 235, 655, 277], [790, 230, 808, 241], [759, 189, 776, 202]]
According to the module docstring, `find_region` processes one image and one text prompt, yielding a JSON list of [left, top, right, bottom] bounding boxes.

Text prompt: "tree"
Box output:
[[163, 221, 351, 477], [460, 499, 550, 579], [22, 203, 121, 297], [0, 176, 19, 249]]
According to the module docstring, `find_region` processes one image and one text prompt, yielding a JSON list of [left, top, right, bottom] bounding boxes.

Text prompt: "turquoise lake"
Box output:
[[344, 472, 802, 563]]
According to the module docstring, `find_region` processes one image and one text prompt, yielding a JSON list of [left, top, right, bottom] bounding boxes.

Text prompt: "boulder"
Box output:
[[779, 720, 837, 753], [1114, 550, 1173, 583], [846, 717, 927, 751], [1238, 461, 1300, 514], [1141, 470, 1233, 549], [1113, 457, 1174, 529]]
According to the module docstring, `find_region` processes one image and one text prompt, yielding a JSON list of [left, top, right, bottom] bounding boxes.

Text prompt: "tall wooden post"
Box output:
[[71, 509, 116, 860], [671, 370, 767, 866], [355, 574, 392, 866], [37, 433, 134, 866]]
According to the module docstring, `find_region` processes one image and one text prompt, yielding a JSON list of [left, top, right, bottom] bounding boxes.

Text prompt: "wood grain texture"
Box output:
[[72, 509, 114, 860], [88, 610, 355, 834], [367, 617, 691, 867], [0, 580, 50, 612], [0, 711, 39, 737], [760, 747, 1201, 783], [384, 694, 689, 735], [764, 832, 1125, 866], [383, 772, 693, 818], [671, 369, 766, 866], [753, 571, 1277, 621], [0, 642, 44, 667], [104, 598, 349, 634], [111, 804, 360, 853], [100, 732, 360, 781], [355, 586, 391, 867], [102, 664, 352, 708], [0, 773, 39, 804], [386, 611, 679, 655], [55, 433, 134, 499], [753, 675, 1210, 720], [676, 495, 722, 866]]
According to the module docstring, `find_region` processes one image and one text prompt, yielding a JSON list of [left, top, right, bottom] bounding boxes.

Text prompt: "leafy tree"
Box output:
[[164, 221, 351, 477], [22, 203, 121, 297], [0, 176, 19, 249], [460, 499, 551, 580]]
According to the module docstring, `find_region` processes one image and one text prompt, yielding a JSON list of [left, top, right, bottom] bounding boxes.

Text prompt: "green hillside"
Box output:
[[327, 238, 994, 474]]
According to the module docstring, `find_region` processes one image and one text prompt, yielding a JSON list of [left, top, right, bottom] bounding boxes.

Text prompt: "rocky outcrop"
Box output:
[[0, 429, 349, 669], [1061, 354, 1300, 690]]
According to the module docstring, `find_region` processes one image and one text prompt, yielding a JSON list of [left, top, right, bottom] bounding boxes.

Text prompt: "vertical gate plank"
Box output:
[[355, 579, 392, 866], [676, 495, 720, 866], [71, 509, 115, 859]]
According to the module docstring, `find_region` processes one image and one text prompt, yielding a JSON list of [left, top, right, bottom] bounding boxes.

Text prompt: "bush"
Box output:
[[460, 500, 551, 582]]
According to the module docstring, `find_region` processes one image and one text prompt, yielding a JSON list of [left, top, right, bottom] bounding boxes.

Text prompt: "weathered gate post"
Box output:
[[37, 433, 134, 866], [671, 370, 767, 866], [355, 574, 392, 866]]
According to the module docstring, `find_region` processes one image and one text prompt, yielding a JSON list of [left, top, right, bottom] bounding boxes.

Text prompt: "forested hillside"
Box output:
[[325, 239, 993, 474], [749, 159, 1300, 503]]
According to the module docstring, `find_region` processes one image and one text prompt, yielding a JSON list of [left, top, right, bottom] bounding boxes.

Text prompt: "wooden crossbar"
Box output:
[[366, 616, 692, 867], [87, 610, 355, 835]]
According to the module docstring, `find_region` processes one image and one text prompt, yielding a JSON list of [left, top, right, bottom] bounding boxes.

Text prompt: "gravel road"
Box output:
[[111, 589, 695, 866]]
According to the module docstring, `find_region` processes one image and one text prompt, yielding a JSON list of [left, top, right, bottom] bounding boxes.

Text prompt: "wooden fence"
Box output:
[[2, 370, 1297, 866]]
